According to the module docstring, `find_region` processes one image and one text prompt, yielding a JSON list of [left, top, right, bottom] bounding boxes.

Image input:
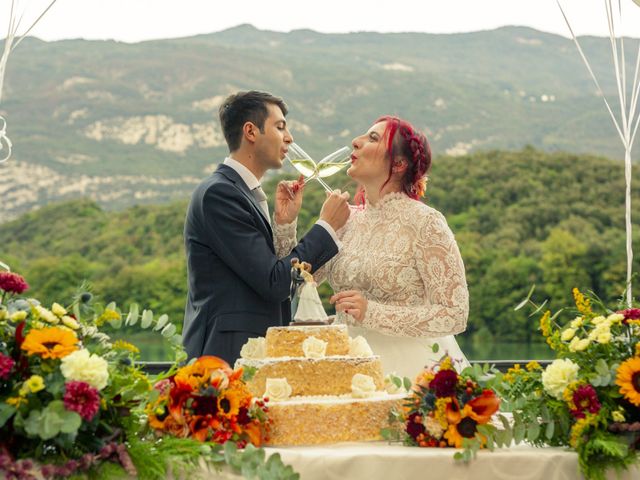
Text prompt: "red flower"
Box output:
[[0, 272, 29, 295], [405, 412, 426, 440], [618, 308, 640, 324], [0, 353, 14, 380], [63, 381, 100, 421], [429, 369, 459, 398], [570, 384, 601, 419]]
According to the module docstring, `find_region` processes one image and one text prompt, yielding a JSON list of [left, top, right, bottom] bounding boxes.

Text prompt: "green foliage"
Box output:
[[3, 148, 640, 359]]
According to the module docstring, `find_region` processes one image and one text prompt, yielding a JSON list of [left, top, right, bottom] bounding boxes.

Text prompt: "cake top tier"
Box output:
[[266, 324, 350, 358]]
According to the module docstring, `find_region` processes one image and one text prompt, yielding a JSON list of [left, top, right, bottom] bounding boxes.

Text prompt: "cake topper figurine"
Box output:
[[290, 258, 331, 325]]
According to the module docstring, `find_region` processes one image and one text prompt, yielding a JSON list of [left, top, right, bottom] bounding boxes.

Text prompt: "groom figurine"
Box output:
[[183, 90, 350, 364]]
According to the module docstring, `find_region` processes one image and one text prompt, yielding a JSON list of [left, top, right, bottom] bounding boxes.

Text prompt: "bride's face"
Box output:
[[347, 121, 390, 183]]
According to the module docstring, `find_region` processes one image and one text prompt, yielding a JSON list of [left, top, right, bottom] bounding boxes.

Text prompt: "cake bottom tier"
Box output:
[[265, 394, 406, 446]]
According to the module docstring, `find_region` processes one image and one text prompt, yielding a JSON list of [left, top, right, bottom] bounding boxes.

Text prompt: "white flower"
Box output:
[[351, 373, 376, 398], [240, 337, 266, 359], [570, 317, 584, 329], [349, 336, 373, 357], [36, 306, 59, 324], [561, 328, 576, 342], [60, 349, 109, 390], [51, 302, 67, 317], [568, 336, 590, 352], [607, 313, 625, 324], [61, 315, 80, 330], [596, 331, 612, 344], [541, 358, 579, 400], [424, 415, 444, 439], [10, 311, 27, 322], [591, 316, 607, 325], [264, 378, 292, 402], [302, 336, 327, 359]]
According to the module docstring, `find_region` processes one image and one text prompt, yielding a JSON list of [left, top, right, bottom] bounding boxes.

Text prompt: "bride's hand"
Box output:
[[330, 290, 368, 323]]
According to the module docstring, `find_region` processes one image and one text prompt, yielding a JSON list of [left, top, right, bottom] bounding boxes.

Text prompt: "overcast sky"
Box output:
[[2, 0, 639, 43]]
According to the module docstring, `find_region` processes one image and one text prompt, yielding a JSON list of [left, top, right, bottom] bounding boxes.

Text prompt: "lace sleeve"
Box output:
[[360, 210, 469, 337], [273, 218, 297, 259]]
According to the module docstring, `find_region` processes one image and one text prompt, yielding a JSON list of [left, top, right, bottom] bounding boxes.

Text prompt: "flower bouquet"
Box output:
[[147, 356, 269, 447], [383, 356, 501, 461], [0, 271, 150, 478], [499, 288, 640, 479]]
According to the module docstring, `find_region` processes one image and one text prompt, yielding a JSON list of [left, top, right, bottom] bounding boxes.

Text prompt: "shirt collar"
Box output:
[[223, 156, 261, 190]]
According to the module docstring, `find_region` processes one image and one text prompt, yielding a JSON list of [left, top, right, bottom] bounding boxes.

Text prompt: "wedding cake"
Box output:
[[235, 324, 407, 446]]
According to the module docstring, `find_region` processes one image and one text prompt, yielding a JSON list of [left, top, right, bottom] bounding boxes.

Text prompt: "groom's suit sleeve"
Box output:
[[203, 182, 338, 301]]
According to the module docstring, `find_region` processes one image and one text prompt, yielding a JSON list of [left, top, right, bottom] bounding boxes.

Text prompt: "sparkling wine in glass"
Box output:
[[286, 143, 351, 192]]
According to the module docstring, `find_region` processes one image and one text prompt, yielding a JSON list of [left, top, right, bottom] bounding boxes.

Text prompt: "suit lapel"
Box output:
[[216, 164, 274, 240]]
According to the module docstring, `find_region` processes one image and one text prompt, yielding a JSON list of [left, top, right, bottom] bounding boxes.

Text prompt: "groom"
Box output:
[[183, 90, 350, 364]]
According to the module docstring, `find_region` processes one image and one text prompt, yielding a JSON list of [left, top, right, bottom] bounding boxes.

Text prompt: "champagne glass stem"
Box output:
[[316, 177, 333, 193]]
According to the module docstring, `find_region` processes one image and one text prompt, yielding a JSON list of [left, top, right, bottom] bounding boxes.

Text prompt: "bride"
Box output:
[[275, 115, 469, 379]]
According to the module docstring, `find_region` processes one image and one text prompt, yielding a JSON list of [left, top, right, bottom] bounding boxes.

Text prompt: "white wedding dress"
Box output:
[[275, 192, 469, 379]]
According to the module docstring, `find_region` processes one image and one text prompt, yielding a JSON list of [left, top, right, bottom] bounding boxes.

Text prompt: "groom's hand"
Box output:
[[319, 189, 350, 231], [274, 175, 305, 224], [330, 290, 368, 323]]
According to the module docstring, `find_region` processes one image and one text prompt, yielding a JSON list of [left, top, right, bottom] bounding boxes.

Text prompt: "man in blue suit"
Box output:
[[183, 91, 350, 363]]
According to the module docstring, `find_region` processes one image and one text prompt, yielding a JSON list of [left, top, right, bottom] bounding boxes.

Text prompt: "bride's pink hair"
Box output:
[[354, 116, 431, 205]]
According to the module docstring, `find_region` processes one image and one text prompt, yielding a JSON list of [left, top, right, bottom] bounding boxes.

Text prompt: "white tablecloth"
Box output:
[[261, 442, 640, 480]]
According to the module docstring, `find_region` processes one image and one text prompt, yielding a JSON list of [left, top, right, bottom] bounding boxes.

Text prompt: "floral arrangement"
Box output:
[[0, 271, 149, 478], [147, 355, 269, 447], [384, 356, 501, 460], [499, 288, 640, 480], [0, 268, 298, 479]]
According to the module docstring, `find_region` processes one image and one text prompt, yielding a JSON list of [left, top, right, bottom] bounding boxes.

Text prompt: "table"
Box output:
[[260, 442, 640, 480]]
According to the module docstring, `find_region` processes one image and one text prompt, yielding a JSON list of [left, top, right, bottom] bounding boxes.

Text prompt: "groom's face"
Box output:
[[254, 103, 293, 171]]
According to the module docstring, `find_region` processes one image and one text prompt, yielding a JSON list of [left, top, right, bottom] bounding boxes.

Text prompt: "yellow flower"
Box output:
[[635, 343, 640, 357], [19, 375, 45, 395], [612, 410, 626, 422], [113, 340, 140, 354], [526, 361, 541, 371], [572, 288, 592, 315], [217, 388, 243, 419], [21, 327, 79, 359], [561, 328, 576, 342], [615, 357, 640, 406], [61, 315, 80, 330], [607, 313, 625, 325], [568, 336, 590, 352], [439, 356, 454, 371], [10, 311, 27, 322], [434, 397, 451, 429], [0, 309, 6, 321], [570, 414, 597, 448], [539, 311, 552, 337], [591, 316, 607, 326], [570, 316, 584, 329], [96, 308, 121, 327], [51, 302, 67, 317], [6, 397, 26, 407], [562, 382, 580, 410], [35, 306, 59, 324]]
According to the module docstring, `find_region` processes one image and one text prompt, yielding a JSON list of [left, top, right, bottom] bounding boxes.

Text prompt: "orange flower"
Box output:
[[218, 387, 246, 419], [21, 327, 78, 359], [174, 356, 232, 390], [616, 357, 640, 406], [444, 404, 484, 448], [466, 390, 500, 424]]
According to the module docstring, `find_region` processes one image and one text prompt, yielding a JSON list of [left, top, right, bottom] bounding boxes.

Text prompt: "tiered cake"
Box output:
[[235, 324, 407, 446]]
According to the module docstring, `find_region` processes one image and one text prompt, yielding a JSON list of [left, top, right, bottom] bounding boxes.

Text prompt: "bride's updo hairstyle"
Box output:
[[376, 115, 431, 200]]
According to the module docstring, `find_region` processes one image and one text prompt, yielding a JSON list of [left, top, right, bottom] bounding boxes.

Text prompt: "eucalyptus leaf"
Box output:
[[141, 309, 153, 329], [514, 423, 526, 444], [527, 422, 541, 442], [0, 403, 16, 428], [126, 303, 139, 326], [514, 285, 536, 311], [403, 377, 412, 391], [154, 313, 169, 331], [162, 323, 177, 337], [431, 343, 439, 353], [529, 299, 549, 317], [106, 301, 116, 312], [545, 420, 555, 439]]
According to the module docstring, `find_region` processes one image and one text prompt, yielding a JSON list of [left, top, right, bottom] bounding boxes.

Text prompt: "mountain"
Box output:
[[0, 25, 638, 222]]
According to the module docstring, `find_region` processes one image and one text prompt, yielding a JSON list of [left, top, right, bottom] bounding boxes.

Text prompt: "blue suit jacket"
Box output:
[[183, 164, 338, 364]]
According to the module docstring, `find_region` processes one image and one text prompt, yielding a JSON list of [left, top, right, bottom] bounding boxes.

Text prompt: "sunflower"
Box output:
[[444, 404, 481, 448], [217, 388, 243, 419], [615, 357, 640, 406], [21, 326, 78, 359]]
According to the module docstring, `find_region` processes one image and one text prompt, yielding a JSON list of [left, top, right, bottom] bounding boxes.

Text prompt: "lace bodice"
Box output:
[[273, 192, 469, 338]]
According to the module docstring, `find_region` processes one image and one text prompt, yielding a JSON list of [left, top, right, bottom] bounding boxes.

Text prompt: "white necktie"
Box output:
[[251, 185, 270, 224]]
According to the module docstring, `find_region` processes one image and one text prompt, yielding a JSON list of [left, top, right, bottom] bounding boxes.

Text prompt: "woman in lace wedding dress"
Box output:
[[275, 116, 469, 379]]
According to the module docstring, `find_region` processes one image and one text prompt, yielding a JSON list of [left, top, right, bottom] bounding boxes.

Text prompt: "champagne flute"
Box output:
[[286, 143, 352, 192]]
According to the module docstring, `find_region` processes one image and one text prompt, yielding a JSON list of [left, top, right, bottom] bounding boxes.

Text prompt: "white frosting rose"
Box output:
[[351, 373, 376, 398], [302, 336, 327, 358], [240, 337, 266, 359], [349, 336, 373, 357], [541, 358, 579, 399], [60, 349, 109, 390], [264, 378, 292, 402]]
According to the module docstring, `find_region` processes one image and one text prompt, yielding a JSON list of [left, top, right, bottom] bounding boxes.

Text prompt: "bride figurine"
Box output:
[[290, 260, 329, 324]]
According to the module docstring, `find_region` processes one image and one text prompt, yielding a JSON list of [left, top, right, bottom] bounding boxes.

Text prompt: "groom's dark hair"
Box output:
[[219, 90, 288, 152]]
